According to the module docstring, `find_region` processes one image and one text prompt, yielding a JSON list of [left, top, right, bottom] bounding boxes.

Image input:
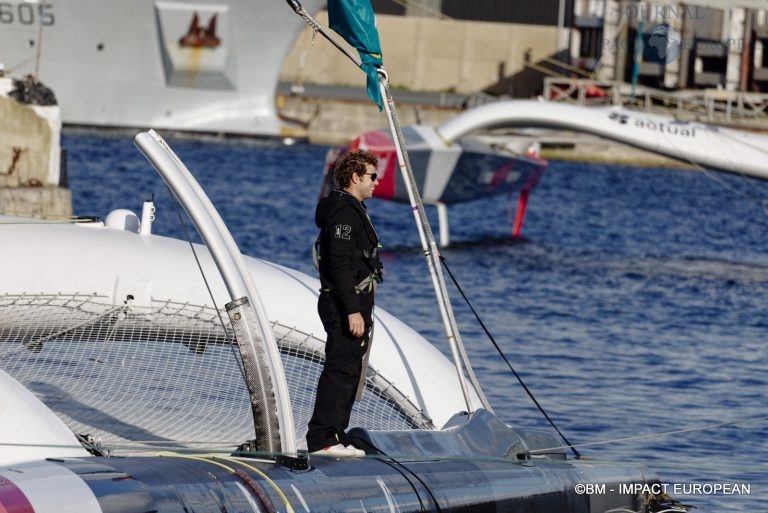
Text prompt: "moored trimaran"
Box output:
[[0, 2, 677, 513]]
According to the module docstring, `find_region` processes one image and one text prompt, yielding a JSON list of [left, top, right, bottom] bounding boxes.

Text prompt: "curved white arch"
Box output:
[[436, 100, 768, 180]]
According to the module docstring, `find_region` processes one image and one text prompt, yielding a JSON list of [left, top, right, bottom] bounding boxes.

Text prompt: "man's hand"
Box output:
[[347, 312, 365, 338]]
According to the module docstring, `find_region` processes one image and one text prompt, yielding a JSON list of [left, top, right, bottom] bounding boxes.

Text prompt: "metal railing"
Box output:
[[542, 77, 768, 125]]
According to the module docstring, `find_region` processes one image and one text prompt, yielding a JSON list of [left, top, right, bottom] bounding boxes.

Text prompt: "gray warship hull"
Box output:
[[0, 0, 322, 136]]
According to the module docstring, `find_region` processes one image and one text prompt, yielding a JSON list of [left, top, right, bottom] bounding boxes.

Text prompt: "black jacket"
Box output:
[[315, 189, 381, 315]]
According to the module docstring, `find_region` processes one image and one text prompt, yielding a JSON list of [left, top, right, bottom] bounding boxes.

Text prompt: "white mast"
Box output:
[[284, 0, 492, 413]]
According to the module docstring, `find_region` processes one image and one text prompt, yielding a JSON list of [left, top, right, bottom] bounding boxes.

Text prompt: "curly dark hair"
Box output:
[[334, 149, 379, 188]]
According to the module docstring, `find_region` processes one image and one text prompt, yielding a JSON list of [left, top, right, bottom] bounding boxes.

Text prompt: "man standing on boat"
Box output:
[[307, 149, 382, 457]]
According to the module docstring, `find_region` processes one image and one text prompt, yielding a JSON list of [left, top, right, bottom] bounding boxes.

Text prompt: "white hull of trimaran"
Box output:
[[0, 131, 665, 513], [435, 100, 768, 179], [0, 216, 482, 453]]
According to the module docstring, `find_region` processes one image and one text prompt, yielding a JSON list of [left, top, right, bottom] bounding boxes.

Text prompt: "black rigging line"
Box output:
[[376, 457, 428, 512], [366, 443, 442, 513], [439, 255, 581, 460], [167, 187, 249, 385]]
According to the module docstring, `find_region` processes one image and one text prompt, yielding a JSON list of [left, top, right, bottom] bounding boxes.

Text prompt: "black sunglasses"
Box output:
[[362, 172, 378, 181]]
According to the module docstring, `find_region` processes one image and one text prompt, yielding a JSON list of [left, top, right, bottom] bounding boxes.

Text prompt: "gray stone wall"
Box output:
[[280, 12, 558, 95], [0, 95, 71, 218]]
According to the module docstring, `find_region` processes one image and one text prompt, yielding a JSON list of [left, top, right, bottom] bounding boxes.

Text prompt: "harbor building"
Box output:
[[570, 0, 768, 92], [283, 0, 768, 97]]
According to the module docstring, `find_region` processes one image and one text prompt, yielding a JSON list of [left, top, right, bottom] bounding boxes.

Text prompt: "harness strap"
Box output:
[[354, 274, 378, 294], [320, 273, 378, 295]]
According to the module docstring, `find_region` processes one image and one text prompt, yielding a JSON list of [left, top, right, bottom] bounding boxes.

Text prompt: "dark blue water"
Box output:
[[64, 130, 768, 512]]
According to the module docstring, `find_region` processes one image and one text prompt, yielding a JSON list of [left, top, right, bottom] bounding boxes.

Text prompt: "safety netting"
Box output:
[[0, 293, 433, 454]]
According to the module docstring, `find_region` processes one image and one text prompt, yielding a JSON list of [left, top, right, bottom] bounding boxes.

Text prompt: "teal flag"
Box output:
[[328, 0, 384, 110]]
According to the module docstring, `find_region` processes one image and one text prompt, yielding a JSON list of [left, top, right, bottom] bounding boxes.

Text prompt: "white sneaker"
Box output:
[[310, 444, 363, 457], [346, 444, 366, 457]]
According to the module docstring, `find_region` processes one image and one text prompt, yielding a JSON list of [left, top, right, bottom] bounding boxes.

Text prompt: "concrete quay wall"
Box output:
[[278, 94, 462, 145], [280, 12, 558, 95], [0, 186, 72, 218], [0, 94, 71, 218], [0, 95, 52, 188]]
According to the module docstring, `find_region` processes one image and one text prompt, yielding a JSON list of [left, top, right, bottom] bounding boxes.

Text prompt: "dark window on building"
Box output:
[[579, 26, 603, 60], [370, 0, 405, 16], [442, 0, 573, 25], [687, 38, 727, 88], [761, 39, 768, 67], [372, 0, 574, 26]]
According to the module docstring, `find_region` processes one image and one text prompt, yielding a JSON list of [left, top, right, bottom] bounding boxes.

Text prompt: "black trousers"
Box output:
[[306, 292, 371, 452]]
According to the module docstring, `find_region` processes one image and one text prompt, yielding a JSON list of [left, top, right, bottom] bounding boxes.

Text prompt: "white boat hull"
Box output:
[[437, 100, 768, 179], [0, 128, 664, 512], [0, 0, 322, 136], [0, 217, 482, 442]]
